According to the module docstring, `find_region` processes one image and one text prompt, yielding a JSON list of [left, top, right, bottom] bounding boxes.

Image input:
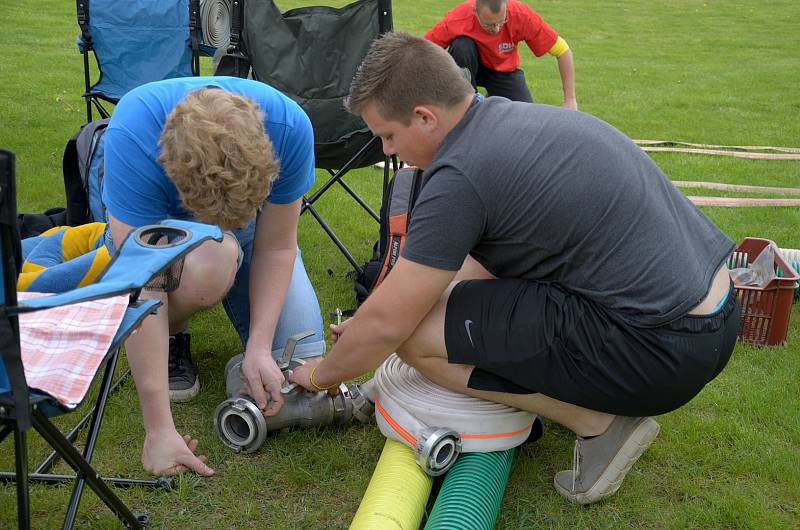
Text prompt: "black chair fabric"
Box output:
[[240, 0, 391, 169]]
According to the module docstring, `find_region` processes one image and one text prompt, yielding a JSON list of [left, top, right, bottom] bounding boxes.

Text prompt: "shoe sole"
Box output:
[[169, 378, 200, 402], [554, 417, 661, 505]]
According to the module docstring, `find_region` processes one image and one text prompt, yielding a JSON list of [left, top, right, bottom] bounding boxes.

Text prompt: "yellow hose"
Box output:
[[350, 439, 433, 530]]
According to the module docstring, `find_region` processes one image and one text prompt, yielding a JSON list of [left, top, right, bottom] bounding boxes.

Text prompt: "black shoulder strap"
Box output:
[[76, 0, 91, 45], [62, 129, 87, 226], [188, 0, 201, 75], [229, 0, 243, 52]]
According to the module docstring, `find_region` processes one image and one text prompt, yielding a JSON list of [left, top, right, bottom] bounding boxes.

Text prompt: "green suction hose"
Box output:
[[423, 448, 515, 530]]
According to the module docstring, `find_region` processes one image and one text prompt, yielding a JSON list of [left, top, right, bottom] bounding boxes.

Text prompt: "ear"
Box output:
[[411, 105, 439, 131]]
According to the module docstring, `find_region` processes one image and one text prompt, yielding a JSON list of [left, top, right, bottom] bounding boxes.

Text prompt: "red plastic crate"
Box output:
[[728, 238, 799, 346]]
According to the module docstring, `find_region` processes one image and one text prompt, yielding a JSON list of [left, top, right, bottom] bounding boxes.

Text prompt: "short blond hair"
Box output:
[[158, 88, 279, 230], [346, 32, 473, 124]]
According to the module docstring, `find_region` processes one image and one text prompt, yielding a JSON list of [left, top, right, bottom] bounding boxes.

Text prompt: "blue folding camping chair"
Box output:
[[77, 0, 204, 122], [0, 149, 222, 528]]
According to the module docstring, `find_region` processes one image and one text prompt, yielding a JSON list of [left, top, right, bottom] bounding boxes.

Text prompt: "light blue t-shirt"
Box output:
[[102, 76, 315, 227]]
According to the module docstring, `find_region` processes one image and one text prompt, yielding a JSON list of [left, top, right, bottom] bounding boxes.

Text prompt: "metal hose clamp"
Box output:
[[415, 427, 462, 476]]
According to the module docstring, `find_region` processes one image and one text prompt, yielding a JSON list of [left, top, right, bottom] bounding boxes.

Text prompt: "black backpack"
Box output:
[[61, 118, 110, 226], [17, 118, 110, 239], [353, 166, 423, 304]]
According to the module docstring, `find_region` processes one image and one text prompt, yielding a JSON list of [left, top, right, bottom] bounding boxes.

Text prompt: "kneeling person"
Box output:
[[102, 76, 325, 476], [289, 33, 739, 505]]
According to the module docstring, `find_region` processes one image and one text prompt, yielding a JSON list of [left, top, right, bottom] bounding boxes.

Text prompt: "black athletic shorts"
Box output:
[[444, 279, 740, 417]]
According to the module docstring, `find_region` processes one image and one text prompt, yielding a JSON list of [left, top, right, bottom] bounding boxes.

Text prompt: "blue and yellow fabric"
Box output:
[[19, 223, 111, 292]]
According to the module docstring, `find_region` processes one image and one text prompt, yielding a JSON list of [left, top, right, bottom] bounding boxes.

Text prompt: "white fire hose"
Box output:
[[199, 0, 231, 49], [372, 354, 538, 476]]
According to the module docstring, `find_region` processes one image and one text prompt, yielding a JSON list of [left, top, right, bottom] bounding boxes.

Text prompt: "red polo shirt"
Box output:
[[424, 0, 558, 73]]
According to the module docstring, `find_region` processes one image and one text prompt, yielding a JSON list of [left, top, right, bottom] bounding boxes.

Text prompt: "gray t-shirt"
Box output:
[[402, 98, 734, 327]]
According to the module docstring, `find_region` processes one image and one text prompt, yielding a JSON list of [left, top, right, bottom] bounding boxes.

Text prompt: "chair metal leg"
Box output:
[[302, 198, 363, 275], [34, 368, 131, 475], [62, 350, 121, 529], [83, 51, 93, 123], [334, 175, 380, 223], [0, 472, 171, 488], [14, 423, 31, 530], [0, 423, 12, 444], [302, 136, 381, 210], [30, 409, 145, 529]]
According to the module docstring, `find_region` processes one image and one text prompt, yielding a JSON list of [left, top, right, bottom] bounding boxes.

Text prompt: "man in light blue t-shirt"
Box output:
[[102, 76, 324, 476]]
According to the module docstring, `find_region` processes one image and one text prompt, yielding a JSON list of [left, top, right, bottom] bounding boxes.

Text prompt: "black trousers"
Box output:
[[449, 36, 534, 103]]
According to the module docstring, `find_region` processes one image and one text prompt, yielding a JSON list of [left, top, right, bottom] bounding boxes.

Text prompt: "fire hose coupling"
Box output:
[[415, 427, 462, 476], [213, 330, 376, 453], [373, 354, 538, 474]]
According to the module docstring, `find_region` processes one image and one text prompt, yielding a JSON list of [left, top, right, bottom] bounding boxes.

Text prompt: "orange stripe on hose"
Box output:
[[461, 422, 534, 440], [376, 399, 418, 446]]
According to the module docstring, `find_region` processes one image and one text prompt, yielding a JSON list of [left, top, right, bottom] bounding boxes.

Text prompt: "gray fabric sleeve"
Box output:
[[402, 168, 486, 271]]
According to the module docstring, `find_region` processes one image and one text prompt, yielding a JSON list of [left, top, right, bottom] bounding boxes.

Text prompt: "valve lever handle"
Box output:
[[277, 330, 315, 371]]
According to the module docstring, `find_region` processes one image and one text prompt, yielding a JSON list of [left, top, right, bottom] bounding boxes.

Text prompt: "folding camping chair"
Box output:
[[77, 0, 205, 122], [0, 149, 222, 528], [219, 0, 397, 274]]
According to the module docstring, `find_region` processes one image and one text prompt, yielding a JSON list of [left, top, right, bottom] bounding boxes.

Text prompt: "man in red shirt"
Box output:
[[424, 0, 577, 109]]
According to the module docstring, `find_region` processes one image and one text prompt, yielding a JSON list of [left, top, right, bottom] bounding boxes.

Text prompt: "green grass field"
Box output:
[[1, 0, 799, 528]]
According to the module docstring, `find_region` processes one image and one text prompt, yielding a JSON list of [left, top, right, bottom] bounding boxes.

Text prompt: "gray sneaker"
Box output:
[[168, 332, 199, 402], [554, 416, 660, 505]]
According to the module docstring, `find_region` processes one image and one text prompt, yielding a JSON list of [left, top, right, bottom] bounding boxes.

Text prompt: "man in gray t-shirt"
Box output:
[[288, 33, 740, 505]]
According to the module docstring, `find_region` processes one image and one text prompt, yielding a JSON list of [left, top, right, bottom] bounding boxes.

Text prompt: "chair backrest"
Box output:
[[235, 0, 392, 169], [0, 149, 31, 429], [77, 0, 201, 107]]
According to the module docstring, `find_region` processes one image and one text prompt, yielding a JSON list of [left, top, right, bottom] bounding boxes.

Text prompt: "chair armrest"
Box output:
[[16, 220, 222, 313]]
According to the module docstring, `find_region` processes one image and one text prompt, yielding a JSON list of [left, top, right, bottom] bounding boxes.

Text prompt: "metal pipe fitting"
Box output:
[[415, 427, 462, 476], [213, 331, 376, 453]]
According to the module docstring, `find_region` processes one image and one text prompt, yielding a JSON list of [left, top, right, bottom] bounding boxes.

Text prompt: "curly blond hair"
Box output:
[[158, 88, 279, 230]]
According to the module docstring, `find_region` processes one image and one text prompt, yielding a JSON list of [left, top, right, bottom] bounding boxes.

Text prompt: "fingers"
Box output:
[[179, 435, 214, 476], [262, 386, 285, 417], [159, 436, 214, 477], [245, 372, 270, 410], [329, 323, 342, 344]]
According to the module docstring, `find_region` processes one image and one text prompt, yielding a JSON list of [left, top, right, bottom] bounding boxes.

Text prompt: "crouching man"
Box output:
[[102, 76, 326, 475], [290, 33, 739, 504]]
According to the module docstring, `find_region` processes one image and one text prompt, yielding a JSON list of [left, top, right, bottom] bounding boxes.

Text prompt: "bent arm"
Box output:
[[108, 213, 175, 436], [246, 199, 301, 354], [308, 257, 456, 387], [424, 17, 454, 49], [556, 49, 577, 110]]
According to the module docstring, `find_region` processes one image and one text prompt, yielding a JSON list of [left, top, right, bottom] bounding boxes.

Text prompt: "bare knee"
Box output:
[[174, 235, 239, 308]]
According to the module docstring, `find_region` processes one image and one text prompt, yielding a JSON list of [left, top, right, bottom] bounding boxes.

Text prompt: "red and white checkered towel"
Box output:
[[18, 292, 129, 409]]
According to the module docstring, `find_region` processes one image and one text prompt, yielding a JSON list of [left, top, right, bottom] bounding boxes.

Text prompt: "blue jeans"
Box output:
[[225, 221, 325, 359]]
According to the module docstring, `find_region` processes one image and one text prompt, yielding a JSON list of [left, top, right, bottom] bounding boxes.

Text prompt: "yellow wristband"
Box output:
[[309, 364, 336, 391]]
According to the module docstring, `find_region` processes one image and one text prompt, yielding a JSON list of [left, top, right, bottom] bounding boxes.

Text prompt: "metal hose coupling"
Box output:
[[415, 427, 462, 476], [213, 331, 376, 453]]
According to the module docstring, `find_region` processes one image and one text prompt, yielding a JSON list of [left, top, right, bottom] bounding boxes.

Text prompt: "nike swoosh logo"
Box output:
[[464, 320, 475, 348]]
